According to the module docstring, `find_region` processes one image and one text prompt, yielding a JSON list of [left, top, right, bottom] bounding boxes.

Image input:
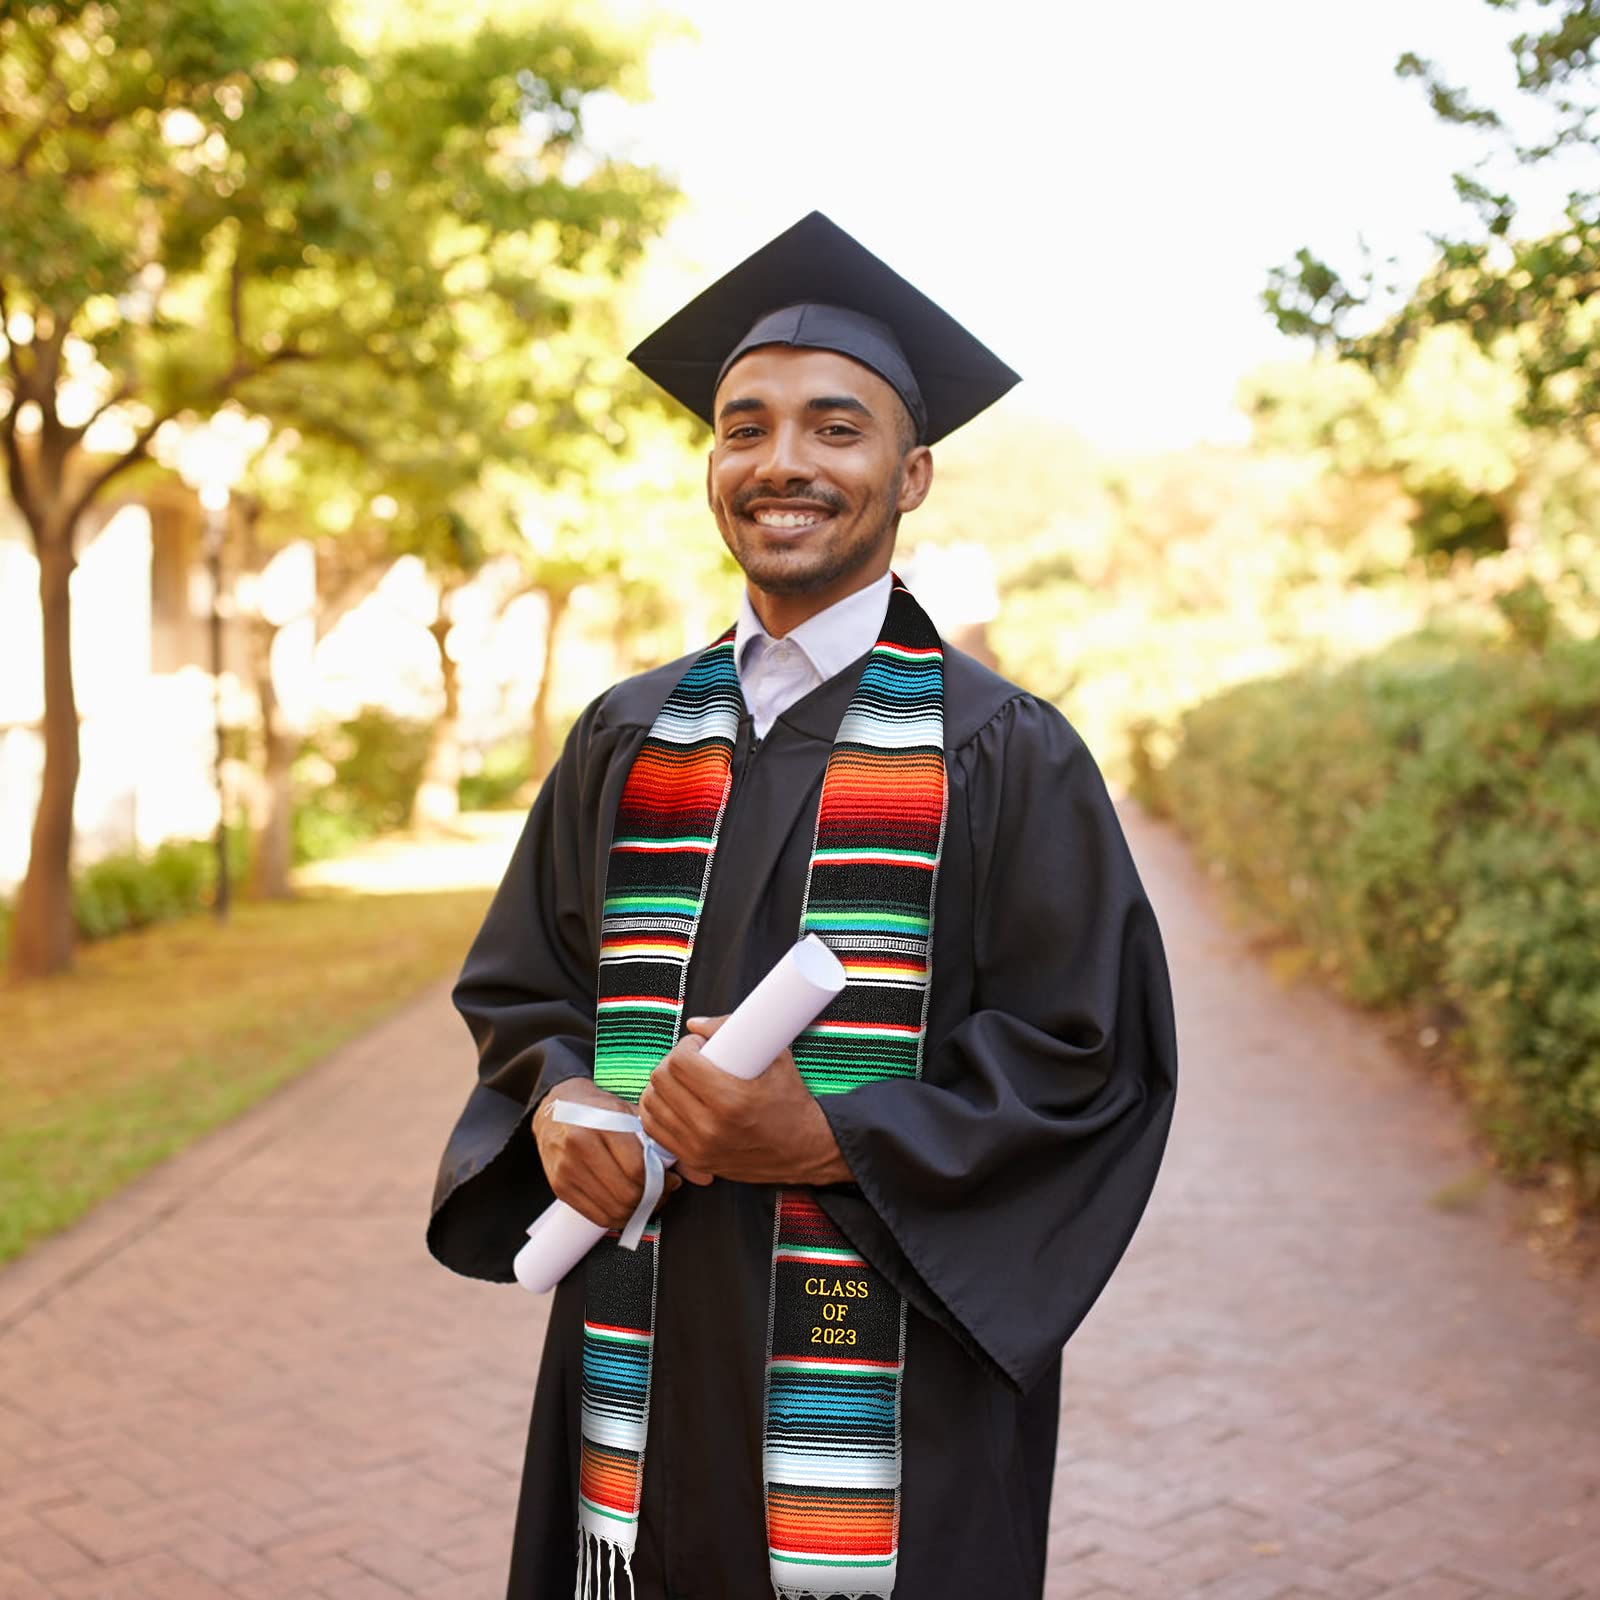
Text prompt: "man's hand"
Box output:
[[534, 1077, 683, 1229], [638, 1016, 854, 1187]]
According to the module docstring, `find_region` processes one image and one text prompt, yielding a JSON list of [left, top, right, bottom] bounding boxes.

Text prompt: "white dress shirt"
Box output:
[[733, 572, 893, 738]]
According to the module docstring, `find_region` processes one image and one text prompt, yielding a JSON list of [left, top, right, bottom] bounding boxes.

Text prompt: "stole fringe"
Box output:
[[574, 1531, 630, 1600], [576, 1530, 875, 1600], [575, 1541, 868, 1600], [776, 1591, 877, 1600]]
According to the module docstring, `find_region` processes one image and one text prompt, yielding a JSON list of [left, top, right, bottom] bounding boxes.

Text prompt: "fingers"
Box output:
[[684, 1014, 728, 1039], [560, 1178, 623, 1230], [585, 1131, 646, 1218], [653, 1172, 684, 1214], [639, 1083, 700, 1168], [568, 1153, 699, 1224], [651, 1035, 736, 1130], [560, 1170, 642, 1230], [663, 1034, 721, 1105], [640, 1052, 703, 1141], [598, 1127, 646, 1188], [548, 1126, 648, 1230]]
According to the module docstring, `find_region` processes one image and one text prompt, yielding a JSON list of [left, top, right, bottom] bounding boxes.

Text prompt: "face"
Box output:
[[707, 347, 933, 620]]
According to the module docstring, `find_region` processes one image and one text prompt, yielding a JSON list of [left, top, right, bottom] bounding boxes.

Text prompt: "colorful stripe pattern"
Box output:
[[593, 634, 742, 1104], [577, 581, 944, 1599], [578, 1223, 660, 1532], [793, 596, 946, 1097], [765, 1192, 905, 1596], [579, 635, 741, 1563], [765, 585, 943, 1595]]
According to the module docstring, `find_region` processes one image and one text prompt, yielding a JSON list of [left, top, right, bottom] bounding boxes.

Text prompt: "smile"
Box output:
[[749, 507, 832, 530]]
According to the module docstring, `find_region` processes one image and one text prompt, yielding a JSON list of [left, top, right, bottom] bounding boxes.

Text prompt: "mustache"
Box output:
[[732, 482, 847, 517]]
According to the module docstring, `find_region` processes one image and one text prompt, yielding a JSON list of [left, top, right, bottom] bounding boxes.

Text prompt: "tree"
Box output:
[[234, 437, 416, 898], [235, 261, 710, 868], [1264, 0, 1600, 430], [0, 0, 670, 975], [477, 395, 732, 782], [236, 366, 511, 891], [1241, 327, 1532, 560]]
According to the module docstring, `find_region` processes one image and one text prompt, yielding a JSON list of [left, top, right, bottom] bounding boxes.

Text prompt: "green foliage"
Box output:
[[908, 417, 1447, 785], [885, 350, 1600, 802], [1409, 484, 1509, 558], [1495, 575, 1562, 647], [74, 842, 209, 940], [0, 0, 671, 422], [1241, 327, 1530, 565], [0, 0, 678, 588], [291, 706, 432, 861], [1264, 2, 1600, 432], [0, 834, 247, 957], [1147, 632, 1600, 1197], [1, 885, 489, 1265], [458, 735, 532, 811], [1, 0, 679, 975]]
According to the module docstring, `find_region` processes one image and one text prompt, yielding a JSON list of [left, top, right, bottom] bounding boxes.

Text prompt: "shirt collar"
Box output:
[[733, 571, 893, 684]]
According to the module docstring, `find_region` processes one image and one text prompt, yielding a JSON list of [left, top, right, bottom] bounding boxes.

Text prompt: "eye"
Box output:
[[819, 423, 861, 439], [725, 425, 764, 441]]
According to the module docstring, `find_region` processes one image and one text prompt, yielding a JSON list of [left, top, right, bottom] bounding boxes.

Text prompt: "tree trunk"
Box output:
[[249, 617, 297, 899], [3, 311, 145, 979], [530, 587, 570, 783], [10, 535, 80, 978], [413, 616, 462, 830]]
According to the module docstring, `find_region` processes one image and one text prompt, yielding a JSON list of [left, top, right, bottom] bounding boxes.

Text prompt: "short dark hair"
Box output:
[[894, 396, 920, 456]]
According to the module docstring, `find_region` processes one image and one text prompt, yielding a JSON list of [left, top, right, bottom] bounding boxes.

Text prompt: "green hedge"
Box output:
[[0, 831, 248, 960], [292, 707, 433, 863], [1143, 632, 1600, 1198], [459, 735, 533, 811], [75, 839, 214, 938]]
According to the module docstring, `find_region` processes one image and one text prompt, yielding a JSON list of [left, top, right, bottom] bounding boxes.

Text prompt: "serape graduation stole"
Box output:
[[578, 578, 946, 1600]]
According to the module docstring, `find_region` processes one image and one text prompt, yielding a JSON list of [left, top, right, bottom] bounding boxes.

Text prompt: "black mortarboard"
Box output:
[[627, 212, 1020, 445]]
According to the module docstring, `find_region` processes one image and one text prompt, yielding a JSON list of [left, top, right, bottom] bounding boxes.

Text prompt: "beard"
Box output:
[[718, 465, 903, 597]]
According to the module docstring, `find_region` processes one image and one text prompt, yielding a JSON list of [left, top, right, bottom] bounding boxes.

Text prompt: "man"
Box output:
[[428, 212, 1177, 1600]]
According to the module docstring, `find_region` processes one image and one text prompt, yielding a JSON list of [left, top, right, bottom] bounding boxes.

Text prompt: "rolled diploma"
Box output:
[[512, 933, 846, 1293]]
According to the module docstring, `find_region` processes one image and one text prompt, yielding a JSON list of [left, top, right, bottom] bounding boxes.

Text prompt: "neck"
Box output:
[[746, 565, 889, 639]]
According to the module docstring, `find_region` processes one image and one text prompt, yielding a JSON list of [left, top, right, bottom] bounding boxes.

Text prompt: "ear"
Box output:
[[705, 451, 714, 511], [895, 446, 934, 516]]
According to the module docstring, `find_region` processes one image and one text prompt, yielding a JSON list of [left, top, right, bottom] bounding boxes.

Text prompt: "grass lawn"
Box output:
[[0, 888, 489, 1267]]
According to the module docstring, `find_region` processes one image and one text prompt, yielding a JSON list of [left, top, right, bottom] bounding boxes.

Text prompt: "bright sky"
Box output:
[[594, 0, 1578, 451]]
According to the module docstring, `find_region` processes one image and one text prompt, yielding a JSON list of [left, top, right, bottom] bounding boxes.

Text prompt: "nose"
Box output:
[[751, 419, 808, 490]]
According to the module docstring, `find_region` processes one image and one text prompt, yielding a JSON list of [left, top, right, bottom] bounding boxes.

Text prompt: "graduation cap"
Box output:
[[627, 212, 1020, 446]]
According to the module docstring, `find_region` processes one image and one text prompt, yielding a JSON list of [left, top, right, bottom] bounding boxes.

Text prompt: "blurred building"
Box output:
[[0, 482, 571, 896], [0, 486, 242, 894], [899, 542, 1001, 667]]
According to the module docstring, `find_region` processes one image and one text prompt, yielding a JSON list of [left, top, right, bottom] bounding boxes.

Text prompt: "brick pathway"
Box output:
[[1, 811, 1596, 1599]]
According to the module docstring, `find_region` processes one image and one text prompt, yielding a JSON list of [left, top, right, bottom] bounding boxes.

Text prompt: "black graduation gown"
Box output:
[[427, 643, 1178, 1600]]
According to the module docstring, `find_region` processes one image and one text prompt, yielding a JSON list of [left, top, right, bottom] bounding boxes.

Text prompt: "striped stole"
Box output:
[[578, 578, 946, 1599]]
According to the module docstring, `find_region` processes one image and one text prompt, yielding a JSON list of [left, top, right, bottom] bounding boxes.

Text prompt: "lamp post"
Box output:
[[172, 408, 271, 921]]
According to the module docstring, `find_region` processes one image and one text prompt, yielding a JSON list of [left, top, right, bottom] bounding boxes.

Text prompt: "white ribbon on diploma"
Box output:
[[547, 1102, 671, 1251], [512, 934, 847, 1294]]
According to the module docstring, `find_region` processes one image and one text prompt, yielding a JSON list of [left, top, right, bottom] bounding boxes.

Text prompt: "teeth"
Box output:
[[752, 509, 826, 529]]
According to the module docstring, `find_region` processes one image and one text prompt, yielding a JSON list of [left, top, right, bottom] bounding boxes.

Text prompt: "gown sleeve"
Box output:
[[425, 699, 607, 1282], [815, 693, 1178, 1393]]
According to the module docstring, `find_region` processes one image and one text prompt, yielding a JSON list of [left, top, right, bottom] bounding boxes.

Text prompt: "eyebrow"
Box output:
[[807, 395, 873, 420], [716, 394, 876, 423]]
